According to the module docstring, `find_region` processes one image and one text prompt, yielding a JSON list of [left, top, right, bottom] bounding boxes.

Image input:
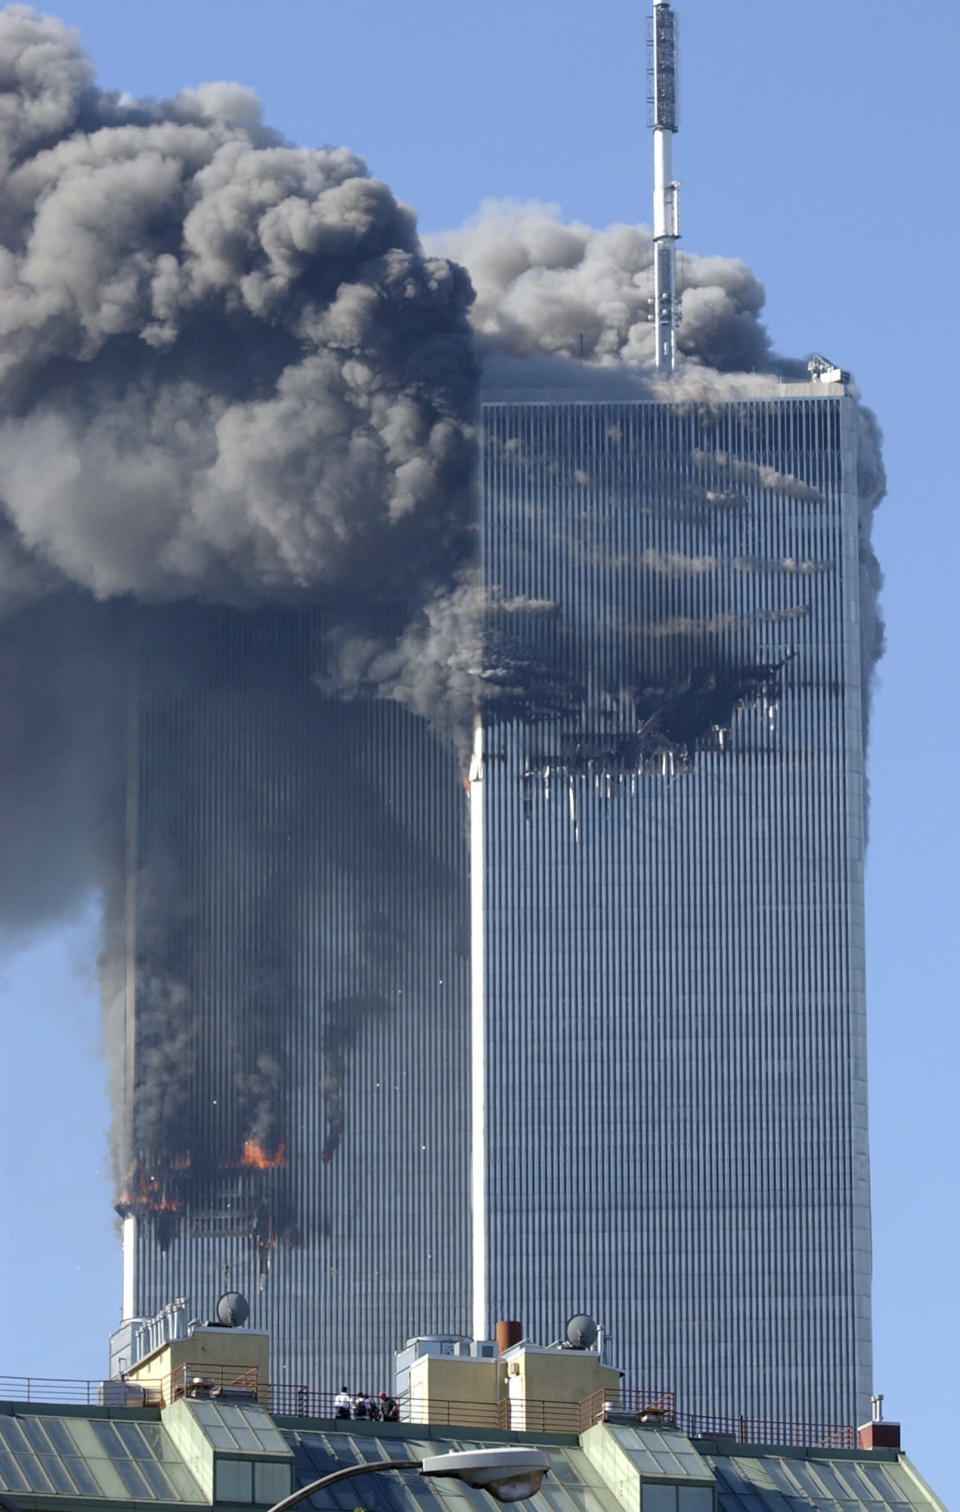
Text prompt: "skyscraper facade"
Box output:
[[470, 386, 872, 1428], [115, 607, 473, 1389]]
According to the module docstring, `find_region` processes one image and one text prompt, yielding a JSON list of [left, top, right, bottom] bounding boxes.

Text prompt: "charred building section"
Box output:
[[471, 391, 872, 1428], [115, 605, 471, 1385]]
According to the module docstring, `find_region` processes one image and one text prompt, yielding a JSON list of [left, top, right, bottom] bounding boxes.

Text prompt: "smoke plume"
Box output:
[[0, 14, 477, 612], [427, 200, 772, 375], [0, 11, 884, 1245]]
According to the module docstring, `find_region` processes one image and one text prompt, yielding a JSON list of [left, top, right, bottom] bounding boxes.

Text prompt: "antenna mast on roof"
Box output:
[[650, 0, 680, 373]]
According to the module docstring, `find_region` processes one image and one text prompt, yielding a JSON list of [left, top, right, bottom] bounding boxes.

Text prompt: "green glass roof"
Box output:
[[0, 1412, 203, 1502], [282, 1430, 621, 1512], [180, 1401, 290, 1458], [0, 1403, 947, 1512], [706, 1450, 945, 1512], [599, 1423, 714, 1480]]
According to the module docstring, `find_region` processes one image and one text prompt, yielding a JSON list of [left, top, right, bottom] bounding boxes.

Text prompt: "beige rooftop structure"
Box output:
[[406, 1335, 622, 1432], [0, 1318, 949, 1512], [121, 1330, 271, 1409]]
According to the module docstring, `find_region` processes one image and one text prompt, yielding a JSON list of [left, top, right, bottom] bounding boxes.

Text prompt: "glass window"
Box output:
[[39, 1419, 82, 1458], [254, 1427, 288, 1454], [231, 1427, 261, 1452], [112, 1455, 153, 1498], [87, 1453, 129, 1499], [0, 1420, 31, 1454], [678, 1489, 713, 1512], [139, 1423, 168, 1458], [63, 1418, 102, 1457], [643, 1484, 713, 1512], [643, 1486, 676, 1512], [167, 1460, 206, 1499], [140, 1458, 179, 1498], [61, 1456, 102, 1496], [36, 1454, 77, 1494], [255, 1461, 292, 1504], [18, 1418, 55, 1454], [0, 1450, 29, 1493], [216, 1458, 253, 1503], [114, 1420, 155, 1460], [9, 1450, 54, 1493], [91, 1420, 127, 1457]]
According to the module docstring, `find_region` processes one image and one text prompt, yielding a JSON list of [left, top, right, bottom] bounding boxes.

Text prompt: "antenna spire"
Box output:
[[650, 0, 680, 373]]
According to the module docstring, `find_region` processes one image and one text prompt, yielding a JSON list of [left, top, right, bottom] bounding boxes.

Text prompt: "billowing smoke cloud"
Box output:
[[0, 11, 883, 1247], [427, 200, 772, 374], [0, 12, 476, 612]]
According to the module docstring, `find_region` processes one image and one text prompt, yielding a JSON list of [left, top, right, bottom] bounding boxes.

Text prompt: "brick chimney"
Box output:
[[495, 1320, 523, 1354], [858, 1394, 901, 1450]]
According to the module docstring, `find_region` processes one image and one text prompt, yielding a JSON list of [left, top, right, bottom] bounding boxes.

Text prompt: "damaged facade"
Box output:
[[470, 388, 872, 1429], [116, 607, 472, 1386]]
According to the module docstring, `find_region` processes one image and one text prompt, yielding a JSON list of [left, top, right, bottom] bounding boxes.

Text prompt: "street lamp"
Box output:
[[267, 1448, 551, 1512]]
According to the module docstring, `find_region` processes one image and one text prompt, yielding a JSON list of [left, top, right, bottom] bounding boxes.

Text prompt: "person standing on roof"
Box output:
[[333, 1386, 351, 1419]]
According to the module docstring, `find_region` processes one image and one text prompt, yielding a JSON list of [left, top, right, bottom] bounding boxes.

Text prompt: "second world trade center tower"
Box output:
[[470, 386, 873, 1429]]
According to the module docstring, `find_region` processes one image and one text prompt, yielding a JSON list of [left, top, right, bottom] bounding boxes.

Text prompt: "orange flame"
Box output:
[[242, 1140, 287, 1169], [119, 1169, 183, 1213]]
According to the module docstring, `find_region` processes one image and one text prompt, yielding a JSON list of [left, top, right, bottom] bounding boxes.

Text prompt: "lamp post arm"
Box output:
[[268, 1459, 422, 1512]]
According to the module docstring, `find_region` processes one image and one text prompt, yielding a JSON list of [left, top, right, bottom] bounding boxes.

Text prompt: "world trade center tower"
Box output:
[[469, 381, 874, 1429]]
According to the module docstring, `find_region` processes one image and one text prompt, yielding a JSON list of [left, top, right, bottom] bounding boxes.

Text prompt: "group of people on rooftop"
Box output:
[[333, 1387, 400, 1422]]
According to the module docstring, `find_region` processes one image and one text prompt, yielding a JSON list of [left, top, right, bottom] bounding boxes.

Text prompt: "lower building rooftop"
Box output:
[[0, 1392, 946, 1512]]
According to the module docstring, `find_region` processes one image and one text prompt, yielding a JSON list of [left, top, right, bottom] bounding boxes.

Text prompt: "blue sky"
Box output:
[[1, 0, 957, 1504]]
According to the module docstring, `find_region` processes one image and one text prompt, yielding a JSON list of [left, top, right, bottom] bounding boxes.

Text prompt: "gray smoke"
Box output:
[[0, 13, 884, 1217], [427, 200, 771, 374], [0, 6, 477, 943], [0, 17, 476, 607], [321, 581, 568, 758], [855, 404, 887, 740]]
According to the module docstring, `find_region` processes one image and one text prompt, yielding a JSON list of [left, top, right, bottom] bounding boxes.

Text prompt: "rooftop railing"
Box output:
[[582, 1390, 855, 1449], [0, 1373, 855, 1450], [0, 1377, 152, 1408], [167, 1363, 263, 1406]]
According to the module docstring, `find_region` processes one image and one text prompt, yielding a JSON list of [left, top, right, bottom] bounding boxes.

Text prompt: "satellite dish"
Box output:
[[216, 1291, 250, 1328], [565, 1313, 598, 1350]]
